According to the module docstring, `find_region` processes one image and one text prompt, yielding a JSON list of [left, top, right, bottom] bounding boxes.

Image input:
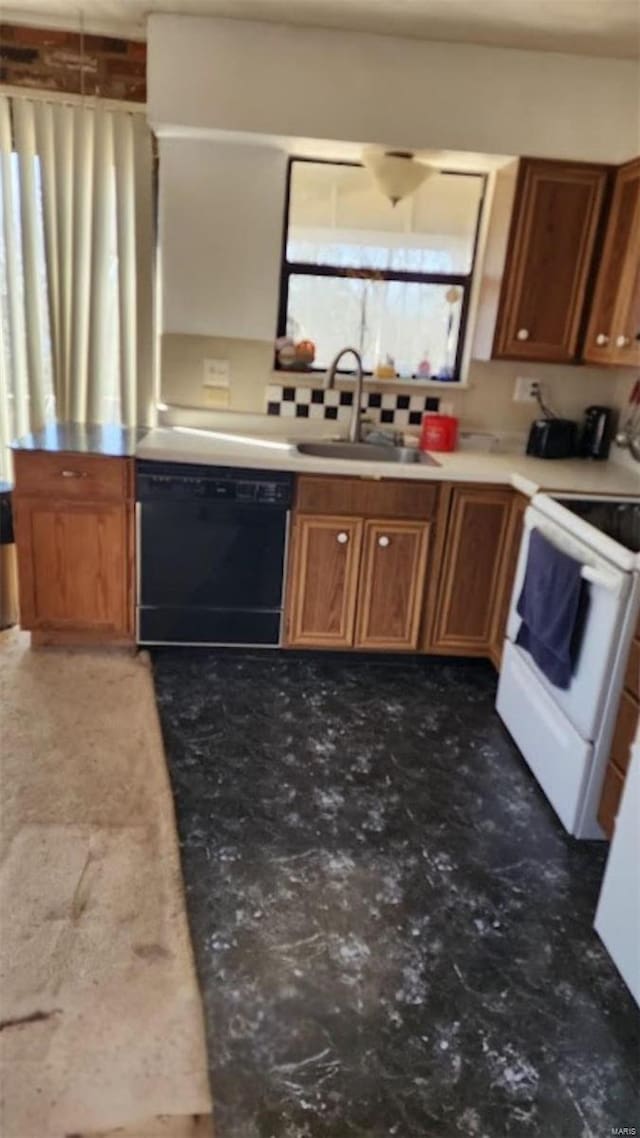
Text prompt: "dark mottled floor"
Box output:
[[151, 651, 640, 1138]]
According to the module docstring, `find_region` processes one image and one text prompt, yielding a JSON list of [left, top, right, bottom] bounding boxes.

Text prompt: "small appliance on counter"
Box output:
[[578, 405, 614, 460], [420, 413, 459, 453], [526, 417, 577, 459]]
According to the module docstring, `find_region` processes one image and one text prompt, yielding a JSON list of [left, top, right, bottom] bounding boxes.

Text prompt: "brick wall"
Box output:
[[0, 23, 146, 103]]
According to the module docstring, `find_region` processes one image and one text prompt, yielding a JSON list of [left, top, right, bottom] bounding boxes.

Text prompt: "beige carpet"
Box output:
[[0, 630, 213, 1138]]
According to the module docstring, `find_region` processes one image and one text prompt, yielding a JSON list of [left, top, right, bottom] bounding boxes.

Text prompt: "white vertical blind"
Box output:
[[0, 93, 154, 481], [114, 111, 138, 428], [0, 97, 30, 444]]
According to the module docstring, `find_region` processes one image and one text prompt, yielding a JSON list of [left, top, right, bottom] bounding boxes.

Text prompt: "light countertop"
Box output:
[[136, 428, 640, 499]]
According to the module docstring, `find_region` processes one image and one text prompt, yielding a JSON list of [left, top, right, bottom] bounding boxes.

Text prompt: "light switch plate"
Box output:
[[203, 358, 231, 388]]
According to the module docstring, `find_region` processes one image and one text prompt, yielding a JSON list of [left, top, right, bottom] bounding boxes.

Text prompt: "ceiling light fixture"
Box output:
[[362, 148, 432, 207]]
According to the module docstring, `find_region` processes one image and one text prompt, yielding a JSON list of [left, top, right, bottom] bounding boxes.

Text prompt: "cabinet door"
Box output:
[[430, 487, 513, 655], [585, 158, 640, 367], [286, 515, 362, 647], [488, 492, 528, 670], [493, 159, 609, 363], [355, 519, 430, 651], [597, 762, 625, 840], [14, 497, 131, 635]]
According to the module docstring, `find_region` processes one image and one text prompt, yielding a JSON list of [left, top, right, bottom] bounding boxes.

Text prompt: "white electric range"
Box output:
[[496, 492, 640, 839]]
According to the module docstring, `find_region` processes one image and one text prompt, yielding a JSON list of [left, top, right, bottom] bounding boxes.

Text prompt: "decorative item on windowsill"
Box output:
[[437, 287, 462, 381], [416, 354, 432, 380], [374, 355, 397, 380], [275, 336, 316, 370], [276, 336, 297, 368], [295, 339, 316, 367]]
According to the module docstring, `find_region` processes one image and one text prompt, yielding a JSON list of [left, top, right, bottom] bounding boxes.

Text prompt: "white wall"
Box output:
[[159, 137, 287, 338], [148, 14, 639, 164]]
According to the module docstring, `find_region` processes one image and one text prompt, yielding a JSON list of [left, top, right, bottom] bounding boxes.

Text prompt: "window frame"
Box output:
[[276, 156, 487, 381]]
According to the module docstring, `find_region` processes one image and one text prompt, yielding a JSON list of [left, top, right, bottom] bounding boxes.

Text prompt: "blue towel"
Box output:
[[515, 528, 588, 689]]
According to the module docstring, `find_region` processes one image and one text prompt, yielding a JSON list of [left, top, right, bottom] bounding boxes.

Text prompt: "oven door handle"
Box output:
[[580, 564, 623, 593]]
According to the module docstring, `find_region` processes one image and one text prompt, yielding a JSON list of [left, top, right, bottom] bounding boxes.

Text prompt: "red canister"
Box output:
[[420, 414, 459, 452]]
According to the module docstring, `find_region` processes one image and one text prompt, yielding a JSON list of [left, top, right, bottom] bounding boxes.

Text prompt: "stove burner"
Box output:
[[555, 498, 640, 554]]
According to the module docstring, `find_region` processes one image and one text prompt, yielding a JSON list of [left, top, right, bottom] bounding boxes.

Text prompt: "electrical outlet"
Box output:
[[513, 376, 540, 403]]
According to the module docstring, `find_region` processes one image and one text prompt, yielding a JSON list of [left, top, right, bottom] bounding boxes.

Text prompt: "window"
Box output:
[[277, 159, 486, 381]]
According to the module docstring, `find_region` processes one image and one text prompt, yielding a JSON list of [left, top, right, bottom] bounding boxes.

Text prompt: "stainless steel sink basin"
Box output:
[[295, 441, 440, 466]]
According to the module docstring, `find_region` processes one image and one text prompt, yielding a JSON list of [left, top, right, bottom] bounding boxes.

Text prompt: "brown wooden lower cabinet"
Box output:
[[285, 515, 363, 648], [597, 621, 640, 838], [15, 497, 131, 636], [285, 513, 430, 651], [489, 492, 528, 668], [597, 763, 626, 838], [425, 485, 514, 655], [12, 451, 135, 645], [355, 520, 430, 650]]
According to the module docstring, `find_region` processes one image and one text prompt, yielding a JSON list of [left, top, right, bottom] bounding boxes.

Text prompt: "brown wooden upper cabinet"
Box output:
[[493, 158, 610, 364], [584, 157, 640, 368]]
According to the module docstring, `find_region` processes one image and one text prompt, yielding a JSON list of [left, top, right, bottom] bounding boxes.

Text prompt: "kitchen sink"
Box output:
[[295, 441, 440, 466]]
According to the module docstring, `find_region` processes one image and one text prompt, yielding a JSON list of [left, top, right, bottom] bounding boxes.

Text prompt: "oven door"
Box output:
[[504, 506, 631, 741]]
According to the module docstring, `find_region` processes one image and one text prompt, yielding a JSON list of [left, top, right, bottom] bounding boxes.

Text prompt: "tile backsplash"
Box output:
[[266, 383, 440, 427], [161, 334, 635, 437]]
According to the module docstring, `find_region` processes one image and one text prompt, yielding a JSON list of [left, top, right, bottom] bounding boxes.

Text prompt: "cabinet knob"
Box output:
[[595, 333, 609, 346], [516, 328, 529, 341], [336, 531, 349, 545], [378, 535, 390, 548], [616, 335, 631, 348]]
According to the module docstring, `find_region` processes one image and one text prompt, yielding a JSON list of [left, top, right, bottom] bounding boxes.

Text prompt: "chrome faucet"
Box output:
[[324, 347, 365, 444]]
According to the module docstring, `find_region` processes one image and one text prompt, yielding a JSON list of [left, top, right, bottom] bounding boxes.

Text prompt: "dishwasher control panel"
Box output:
[[136, 460, 293, 507]]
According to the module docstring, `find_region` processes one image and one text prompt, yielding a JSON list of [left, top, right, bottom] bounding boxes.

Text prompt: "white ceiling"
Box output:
[[3, 0, 640, 59]]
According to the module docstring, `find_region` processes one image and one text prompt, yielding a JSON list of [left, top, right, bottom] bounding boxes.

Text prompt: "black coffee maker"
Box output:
[[578, 406, 614, 460]]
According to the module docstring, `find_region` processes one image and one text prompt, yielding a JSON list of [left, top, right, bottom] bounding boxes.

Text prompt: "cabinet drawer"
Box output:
[[13, 451, 131, 501], [295, 475, 437, 520], [597, 762, 625, 840]]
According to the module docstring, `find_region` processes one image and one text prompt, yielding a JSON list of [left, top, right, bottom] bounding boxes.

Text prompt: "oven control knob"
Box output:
[[336, 531, 349, 545]]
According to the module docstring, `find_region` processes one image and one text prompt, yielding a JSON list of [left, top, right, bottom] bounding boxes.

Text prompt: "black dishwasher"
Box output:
[[137, 460, 293, 646]]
